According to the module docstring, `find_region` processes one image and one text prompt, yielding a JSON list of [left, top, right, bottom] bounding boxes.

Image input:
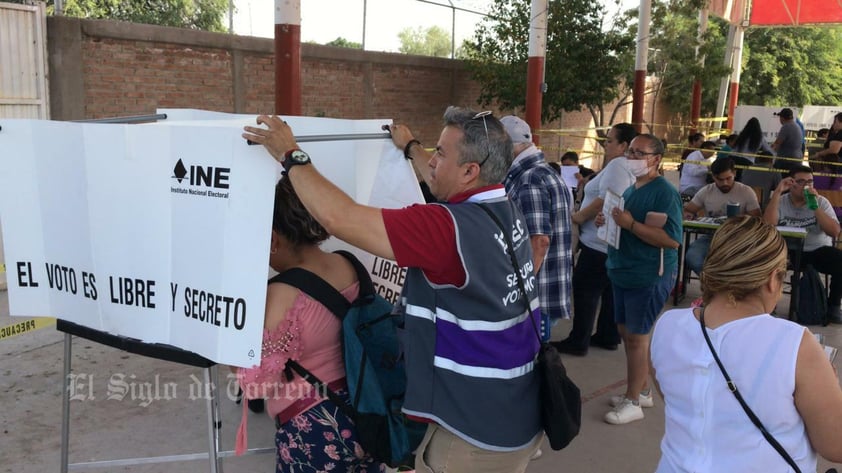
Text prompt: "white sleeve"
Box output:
[[598, 160, 631, 198], [819, 196, 838, 221], [683, 152, 709, 179]]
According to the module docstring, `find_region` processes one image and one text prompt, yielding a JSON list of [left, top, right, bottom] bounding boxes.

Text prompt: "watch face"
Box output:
[[289, 150, 310, 164]]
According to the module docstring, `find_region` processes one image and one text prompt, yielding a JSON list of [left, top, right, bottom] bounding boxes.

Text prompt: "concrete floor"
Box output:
[[1, 282, 841, 473]]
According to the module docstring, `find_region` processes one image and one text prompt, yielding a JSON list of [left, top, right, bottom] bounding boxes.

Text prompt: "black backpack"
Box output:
[[797, 265, 828, 326]]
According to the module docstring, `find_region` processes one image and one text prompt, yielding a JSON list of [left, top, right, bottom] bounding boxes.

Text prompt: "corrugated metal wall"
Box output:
[[0, 1, 49, 119]]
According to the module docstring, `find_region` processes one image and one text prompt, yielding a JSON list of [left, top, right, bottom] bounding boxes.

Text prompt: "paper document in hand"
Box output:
[[560, 165, 580, 190], [597, 189, 624, 249]]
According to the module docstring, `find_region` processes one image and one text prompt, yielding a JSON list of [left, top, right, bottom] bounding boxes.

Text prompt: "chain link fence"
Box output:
[[232, 0, 491, 58]]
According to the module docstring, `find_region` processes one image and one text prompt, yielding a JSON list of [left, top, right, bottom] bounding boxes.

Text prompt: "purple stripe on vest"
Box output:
[[435, 310, 541, 370]]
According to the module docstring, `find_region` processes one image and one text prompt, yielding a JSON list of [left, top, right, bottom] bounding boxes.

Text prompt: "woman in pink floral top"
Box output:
[[236, 177, 382, 472]]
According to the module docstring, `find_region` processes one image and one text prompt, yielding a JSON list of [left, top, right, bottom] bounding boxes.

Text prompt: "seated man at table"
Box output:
[[683, 157, 761, 276], [763, 164, 842, 324]]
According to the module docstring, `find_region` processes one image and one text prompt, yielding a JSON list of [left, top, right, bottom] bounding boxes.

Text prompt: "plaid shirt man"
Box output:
[[503, 147, 573, 320]]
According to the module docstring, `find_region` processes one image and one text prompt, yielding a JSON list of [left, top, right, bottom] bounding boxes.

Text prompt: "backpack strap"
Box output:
[[270, 268, 350, 319], [333, 250, 377, 305], [270, 268, 351, 383]]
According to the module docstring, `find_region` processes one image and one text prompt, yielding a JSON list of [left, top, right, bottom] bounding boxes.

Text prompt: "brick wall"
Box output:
[[46, 16, 668, 164], [47, 17, 484, 148]]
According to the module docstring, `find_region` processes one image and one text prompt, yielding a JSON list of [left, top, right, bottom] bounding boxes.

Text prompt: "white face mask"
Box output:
[[627, 159, 650, 177]]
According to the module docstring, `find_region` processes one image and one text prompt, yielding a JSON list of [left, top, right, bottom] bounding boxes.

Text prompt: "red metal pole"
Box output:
[[525, 57, 544, 146], [525, 0, 548, 145], [690, 79, 702, 134], [631, 0, 651, 133], [275, 0, 302, 116], [632, 70, 647, 132], [689, 9, 708, 135]]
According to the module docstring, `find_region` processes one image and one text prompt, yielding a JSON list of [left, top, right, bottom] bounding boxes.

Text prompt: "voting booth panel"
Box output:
[[0, 111, 424, 472], [0, 112, 423, 368]]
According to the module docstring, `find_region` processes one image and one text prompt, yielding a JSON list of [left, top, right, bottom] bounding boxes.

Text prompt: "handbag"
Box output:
[[698, 307, 802, 472], [477, 203, 582, 450]]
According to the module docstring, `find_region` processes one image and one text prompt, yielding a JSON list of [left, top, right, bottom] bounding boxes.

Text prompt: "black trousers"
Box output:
[[565, 243, 621, 350]]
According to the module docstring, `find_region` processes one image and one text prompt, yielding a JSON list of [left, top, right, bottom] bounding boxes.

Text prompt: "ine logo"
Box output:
[[171, 159, 231, 199], [172, 159, 230, 189]]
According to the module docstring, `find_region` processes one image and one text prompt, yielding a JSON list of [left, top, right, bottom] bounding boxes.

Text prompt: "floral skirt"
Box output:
[[275, 388, 383, 473]]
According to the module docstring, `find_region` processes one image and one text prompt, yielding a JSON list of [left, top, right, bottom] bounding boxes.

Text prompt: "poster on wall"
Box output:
[[0, 112, 424, 367]]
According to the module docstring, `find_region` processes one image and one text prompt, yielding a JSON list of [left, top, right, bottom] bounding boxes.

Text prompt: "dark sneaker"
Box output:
[[590, 337, 619, 351], [551, 339, 587, 356], [236, 387, 265, 413], [828, 305, 842, 324], [247, 398, 265, 413]]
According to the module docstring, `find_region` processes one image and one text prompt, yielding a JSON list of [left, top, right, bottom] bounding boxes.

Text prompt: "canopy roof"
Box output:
[[711, 0, 842, 26]]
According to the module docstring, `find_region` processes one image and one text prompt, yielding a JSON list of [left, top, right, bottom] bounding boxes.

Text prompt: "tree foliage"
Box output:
[[622, 0, 731, 121], [398, 26, 453, 58], [632, 0, 842, 116], [325, 37, 362, 49], [12, 0, 230, 32], [739, 27, 842, 107], [462, 0, 634, 125]]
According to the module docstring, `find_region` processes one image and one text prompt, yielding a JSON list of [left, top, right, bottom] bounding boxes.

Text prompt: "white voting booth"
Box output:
[[0, 110, 424, 471]]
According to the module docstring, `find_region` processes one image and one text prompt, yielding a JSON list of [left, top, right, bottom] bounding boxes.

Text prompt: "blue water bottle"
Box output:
[[804, 187, 818, 210]]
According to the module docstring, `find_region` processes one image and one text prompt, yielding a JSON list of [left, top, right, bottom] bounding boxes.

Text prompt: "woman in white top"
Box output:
[[678, 141, 717, 198], [553, 123, 637, 356], [651, 216, 842, 472]]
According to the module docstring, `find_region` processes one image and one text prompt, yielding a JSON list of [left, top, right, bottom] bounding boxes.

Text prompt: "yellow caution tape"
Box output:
[[0, 317, 56, 341]]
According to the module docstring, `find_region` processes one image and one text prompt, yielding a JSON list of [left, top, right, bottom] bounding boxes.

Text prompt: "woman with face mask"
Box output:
[[553, 123, 637, 357], [595, 133, 683, 426]]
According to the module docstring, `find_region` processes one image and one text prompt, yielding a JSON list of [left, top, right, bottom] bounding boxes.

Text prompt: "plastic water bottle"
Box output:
[[540, 313, 551, 342], [804, 187, 818, 210]]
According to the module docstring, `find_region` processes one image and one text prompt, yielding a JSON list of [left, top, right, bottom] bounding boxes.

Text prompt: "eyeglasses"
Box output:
[[625, 148, 659, 159], [794, 178, 814, 186], [473, 111, 492, 167]]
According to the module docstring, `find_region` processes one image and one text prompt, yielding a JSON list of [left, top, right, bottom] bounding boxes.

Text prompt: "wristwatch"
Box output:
[[282, 149, 311, 172]]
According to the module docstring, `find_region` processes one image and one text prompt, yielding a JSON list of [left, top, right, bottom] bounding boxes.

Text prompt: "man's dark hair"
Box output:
[[560, 151, 579, 163], [788, 164, 814, 177], [710, 157, 736, 175], [689, 132, 704, 143], [700, 141, 717, 150], [442, 106, 511, 185]]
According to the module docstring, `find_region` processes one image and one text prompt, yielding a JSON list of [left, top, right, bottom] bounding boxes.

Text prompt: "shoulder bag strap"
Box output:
[[698, 307, 801, 473], [476, 203, 542, 344]]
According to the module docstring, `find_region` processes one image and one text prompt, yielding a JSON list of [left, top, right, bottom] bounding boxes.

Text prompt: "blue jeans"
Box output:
[[685, 235, 711, 276], [613, 270, 676, 335], [565, 244, 620, 350]]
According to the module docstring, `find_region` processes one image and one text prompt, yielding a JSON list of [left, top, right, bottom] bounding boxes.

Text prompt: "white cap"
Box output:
[[500, 115, 532, 144]]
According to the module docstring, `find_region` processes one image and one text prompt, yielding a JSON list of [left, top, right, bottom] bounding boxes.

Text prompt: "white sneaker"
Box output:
[[604, 398, 644, 425], [530, 448, 542, 461], [609, 391, 654, 408]]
